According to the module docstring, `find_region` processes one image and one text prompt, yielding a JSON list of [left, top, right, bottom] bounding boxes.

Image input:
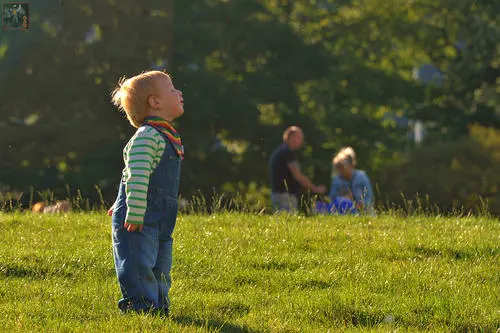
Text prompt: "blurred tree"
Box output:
[[0, 0, 498, 209], [174, 0, 424, 200], [376, 125, 500, 215], [386, 0, 500, 139], [0, 0, 175, 201]]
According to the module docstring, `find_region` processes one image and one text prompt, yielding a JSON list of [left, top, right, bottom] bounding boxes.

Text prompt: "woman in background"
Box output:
[[328, 147, 374, 214]]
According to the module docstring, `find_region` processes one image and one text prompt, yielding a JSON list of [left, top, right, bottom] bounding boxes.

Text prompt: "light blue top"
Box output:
[[329, 170, 374, 213]]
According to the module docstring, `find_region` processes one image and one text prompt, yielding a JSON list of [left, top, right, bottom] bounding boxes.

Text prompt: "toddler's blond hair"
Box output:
[[111, 70, 170, 128]]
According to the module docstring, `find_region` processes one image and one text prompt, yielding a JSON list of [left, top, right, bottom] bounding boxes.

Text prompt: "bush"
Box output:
[[376, 125, 500, 215]]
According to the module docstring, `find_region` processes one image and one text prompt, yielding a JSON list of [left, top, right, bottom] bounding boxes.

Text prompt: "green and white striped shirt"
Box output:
[[123, 126, 166, 224]]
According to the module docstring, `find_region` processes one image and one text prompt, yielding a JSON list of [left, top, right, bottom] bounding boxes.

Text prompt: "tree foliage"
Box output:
[[0, 0, 498, 209]]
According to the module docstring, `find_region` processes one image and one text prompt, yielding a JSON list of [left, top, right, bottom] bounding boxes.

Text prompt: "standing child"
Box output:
[[109, 70, 184, 315]]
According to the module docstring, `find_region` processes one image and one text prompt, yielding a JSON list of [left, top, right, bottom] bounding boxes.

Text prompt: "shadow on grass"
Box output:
[[0, 262, 73, 279], [346, 310, 384, 327], [172, 316, 261, 333], [323, 302, 386, 328], [411, 246, 498, 260], [250, 260, 300, 271], [233, 275, 258, 287], [329, 308, 498, 332], [297, 279, 332, 290], [386, 245, 499, 262]]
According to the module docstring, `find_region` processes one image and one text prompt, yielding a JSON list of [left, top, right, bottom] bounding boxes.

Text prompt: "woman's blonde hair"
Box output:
[[333, 146, 357, 167], [111, 70, 170, 128]]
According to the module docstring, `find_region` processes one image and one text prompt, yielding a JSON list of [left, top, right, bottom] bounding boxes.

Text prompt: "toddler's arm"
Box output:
[[123, 127, 164, 231]]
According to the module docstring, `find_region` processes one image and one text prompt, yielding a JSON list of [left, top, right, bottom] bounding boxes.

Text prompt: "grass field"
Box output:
[[0, 212, 498, 332]]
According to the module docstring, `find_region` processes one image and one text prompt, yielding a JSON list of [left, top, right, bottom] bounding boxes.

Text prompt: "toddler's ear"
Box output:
[[148, 95, 159, 109]]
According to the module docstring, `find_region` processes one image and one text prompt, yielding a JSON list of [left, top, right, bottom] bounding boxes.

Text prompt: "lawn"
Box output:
[[0, 212, 498, 332]]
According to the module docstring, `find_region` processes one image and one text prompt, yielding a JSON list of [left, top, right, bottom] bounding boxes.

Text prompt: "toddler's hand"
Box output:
[[124, 222, 143, 233]]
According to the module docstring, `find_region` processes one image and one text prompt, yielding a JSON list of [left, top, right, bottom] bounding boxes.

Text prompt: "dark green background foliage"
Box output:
[[377, 125, 500, 214], [0, 0, 499, 212]]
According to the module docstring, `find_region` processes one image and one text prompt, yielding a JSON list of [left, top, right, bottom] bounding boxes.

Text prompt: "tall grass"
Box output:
[[1, 185, 496, 219]]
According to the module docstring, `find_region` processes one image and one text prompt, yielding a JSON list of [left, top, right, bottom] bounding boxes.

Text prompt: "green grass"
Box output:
[[0, 212, 498, 332]]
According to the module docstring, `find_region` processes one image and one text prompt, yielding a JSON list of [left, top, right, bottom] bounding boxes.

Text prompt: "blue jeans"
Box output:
[[112, 214, 173, 313]]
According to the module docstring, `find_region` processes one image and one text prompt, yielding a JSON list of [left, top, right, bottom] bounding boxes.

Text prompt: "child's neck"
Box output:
[[147, 110, 175, 122]]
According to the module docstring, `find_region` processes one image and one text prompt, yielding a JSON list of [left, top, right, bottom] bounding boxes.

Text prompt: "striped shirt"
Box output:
[[123, 126, 166, 224]]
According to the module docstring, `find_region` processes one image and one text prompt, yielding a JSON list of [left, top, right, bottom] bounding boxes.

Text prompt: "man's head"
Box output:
[[333, 147, 356, 180], [111, 70, 184, 127], [283, 126, 304, 150]]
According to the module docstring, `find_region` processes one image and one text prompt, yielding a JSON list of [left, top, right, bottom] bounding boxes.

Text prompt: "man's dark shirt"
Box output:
[[269, 143, 300, 195]]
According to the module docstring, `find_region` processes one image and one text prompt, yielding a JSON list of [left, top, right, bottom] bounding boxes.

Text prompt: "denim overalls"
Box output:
[[111, 126, 182, 313]]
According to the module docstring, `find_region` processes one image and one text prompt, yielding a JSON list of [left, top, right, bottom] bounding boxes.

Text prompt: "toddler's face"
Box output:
[[154, 76, 184, 120]]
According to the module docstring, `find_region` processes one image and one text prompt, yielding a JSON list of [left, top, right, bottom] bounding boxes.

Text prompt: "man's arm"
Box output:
[[287, 161, 326, 194]]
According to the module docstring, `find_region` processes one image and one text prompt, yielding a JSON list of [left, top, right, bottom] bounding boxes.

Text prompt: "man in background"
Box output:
[[269, 126, 326, 212]]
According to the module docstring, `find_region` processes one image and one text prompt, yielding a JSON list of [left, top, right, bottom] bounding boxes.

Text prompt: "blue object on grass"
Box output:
[[315, 198, 357, 215]]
